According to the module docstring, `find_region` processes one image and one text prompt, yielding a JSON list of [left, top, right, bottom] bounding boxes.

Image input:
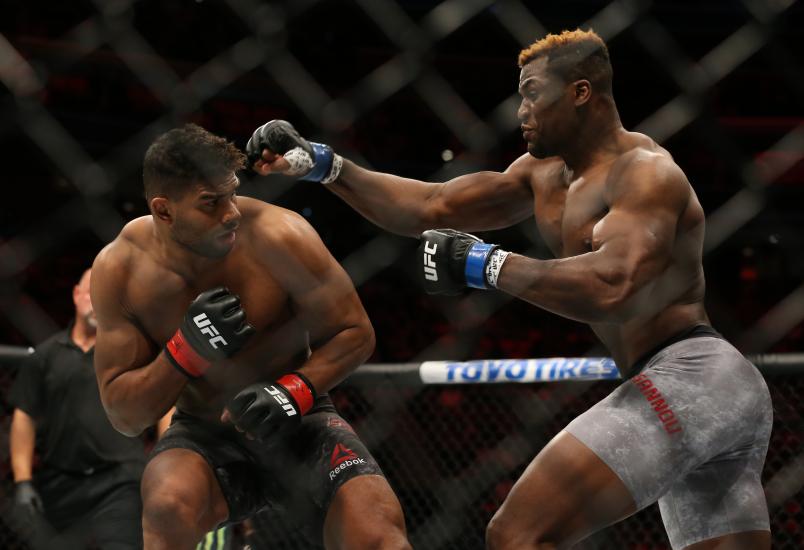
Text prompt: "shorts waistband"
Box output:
[[630, 324, 723, 376], [173, 393, 336, 425]]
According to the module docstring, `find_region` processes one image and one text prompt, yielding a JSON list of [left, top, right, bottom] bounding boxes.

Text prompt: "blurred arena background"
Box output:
[[1, 0, 803, 548]]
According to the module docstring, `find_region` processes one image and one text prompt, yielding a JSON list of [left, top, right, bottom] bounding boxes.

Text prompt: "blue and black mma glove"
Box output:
[[246, 120, 343, 184], [418, 229, 511, 295]]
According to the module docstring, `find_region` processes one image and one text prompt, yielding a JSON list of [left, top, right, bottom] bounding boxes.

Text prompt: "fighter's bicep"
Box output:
[[593, 163, 689, 276], [90, 255, 156, 384], [432, 156, 535, 230], [593, 209, 676, 275], [267, 215, 367, 338], [93, 322, 157, 412], [297, 263, 366, 343]]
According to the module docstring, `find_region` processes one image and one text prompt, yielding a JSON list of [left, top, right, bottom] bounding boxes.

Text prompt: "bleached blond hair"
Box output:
[[518, 29, 613, 94]]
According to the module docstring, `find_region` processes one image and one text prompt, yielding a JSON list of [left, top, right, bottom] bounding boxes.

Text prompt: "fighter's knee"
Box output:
[[486, 512, 554, 550], [142, 472, 213, 534], [366, 512, 409, 549], [325, 488, 411, 549], [341, 525, 411, 550], [327, 507, 410, 550], [142, 450, 226, 532], [486, 514, 514, 550], [142, 483, 201, 532]]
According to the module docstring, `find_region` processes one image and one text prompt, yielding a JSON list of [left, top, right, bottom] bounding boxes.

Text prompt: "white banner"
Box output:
[[418, 357, 621, 384]]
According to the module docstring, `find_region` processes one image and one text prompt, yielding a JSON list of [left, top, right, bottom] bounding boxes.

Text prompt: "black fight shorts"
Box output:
[[151, 396, 384, 540]]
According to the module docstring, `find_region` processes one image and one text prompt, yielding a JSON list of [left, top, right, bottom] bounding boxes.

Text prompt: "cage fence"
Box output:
[[1, 0, 803, 548]]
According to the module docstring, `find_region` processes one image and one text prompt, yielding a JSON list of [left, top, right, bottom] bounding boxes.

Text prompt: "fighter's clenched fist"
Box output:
[[246, 120, 343, 184], [164, 287, 255, 378], [221, 372, 317, 441], [419, 229, 511, 295]]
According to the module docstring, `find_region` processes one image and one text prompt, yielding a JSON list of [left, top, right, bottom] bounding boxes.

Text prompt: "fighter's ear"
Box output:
[[150, 197, 172, 222], [573, 79, 592, 106]]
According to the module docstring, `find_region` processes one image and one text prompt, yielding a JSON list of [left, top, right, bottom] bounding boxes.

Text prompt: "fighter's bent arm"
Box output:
[[328, 156, 534, 237], [259, 210, 375, 392], [91, 248, 188, 436], [496, 156, 692, 324]]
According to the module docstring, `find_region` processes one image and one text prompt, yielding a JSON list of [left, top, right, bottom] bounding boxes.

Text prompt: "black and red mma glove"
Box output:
[[165, 287, 255, 378], [223, 372, 317, 441]]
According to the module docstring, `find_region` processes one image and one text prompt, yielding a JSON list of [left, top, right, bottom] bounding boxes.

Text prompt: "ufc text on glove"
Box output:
[[419, 229, 511, 295], [164, 287, 255, 378]]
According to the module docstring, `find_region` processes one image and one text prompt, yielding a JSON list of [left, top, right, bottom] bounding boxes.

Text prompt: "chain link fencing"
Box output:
[[2, 360, 803, 549], [1, 0, 803, 548]]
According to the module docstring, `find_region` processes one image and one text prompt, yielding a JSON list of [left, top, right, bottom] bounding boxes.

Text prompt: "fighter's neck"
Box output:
[[150, 224, 228, 283], [560, 111, 625, 174]]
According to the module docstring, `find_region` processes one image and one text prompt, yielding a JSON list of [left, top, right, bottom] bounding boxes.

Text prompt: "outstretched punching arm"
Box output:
[[418, 155, 694, 323], [247, 120, 534, 237]]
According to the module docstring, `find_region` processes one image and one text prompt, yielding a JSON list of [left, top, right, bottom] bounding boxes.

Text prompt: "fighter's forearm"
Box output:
[[496, 253, 635, 324], [99, 353, 188, 437], [327, 160, 439, 237], [296, 322, 375, 394]]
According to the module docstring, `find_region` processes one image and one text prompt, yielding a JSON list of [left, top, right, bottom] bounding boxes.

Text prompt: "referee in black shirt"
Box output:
[[8, 269, 144, 549]]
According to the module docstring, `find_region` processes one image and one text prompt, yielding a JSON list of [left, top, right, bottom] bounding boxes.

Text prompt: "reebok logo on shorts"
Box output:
[[329, 443, 366, 480], [631, 373, 683, 435]]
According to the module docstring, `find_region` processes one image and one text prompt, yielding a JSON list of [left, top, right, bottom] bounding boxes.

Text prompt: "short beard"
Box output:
[[172, 228, 230, 259], [527, 141, 555, 159]]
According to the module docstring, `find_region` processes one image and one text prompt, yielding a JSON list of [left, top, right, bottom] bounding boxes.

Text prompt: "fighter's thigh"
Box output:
[[141, 448, 229, 530], [659, 451, 770, 550], [323, 475, 410, 550], [488, 431, 636, 547]]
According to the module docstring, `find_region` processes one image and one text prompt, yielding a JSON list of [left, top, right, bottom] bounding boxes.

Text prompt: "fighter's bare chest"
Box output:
[[130, 261, 290, 347], [532, 175, 609, 257]]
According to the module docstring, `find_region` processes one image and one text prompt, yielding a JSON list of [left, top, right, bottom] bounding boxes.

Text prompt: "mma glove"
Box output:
[[246, 120, 343, 184], [419, 229, 511, 295], [165, 287, 255, 378], [14, 480, 44, 517], [223, 372, 317, 441]]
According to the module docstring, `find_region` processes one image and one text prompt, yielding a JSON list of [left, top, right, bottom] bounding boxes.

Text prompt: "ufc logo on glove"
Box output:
[[193, 313, 228, 349], [423, 241, 438, 281], [265, 386, 298, 417]]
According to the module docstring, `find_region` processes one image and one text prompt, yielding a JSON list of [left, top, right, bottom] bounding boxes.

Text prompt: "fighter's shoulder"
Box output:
[[614, 136, 687, 183], [507, 152, 563, 175], [609, 138, 689, 201], [93, 216, 152, 277], [506, 153, 565, 191], [241, 197, 320, 252]]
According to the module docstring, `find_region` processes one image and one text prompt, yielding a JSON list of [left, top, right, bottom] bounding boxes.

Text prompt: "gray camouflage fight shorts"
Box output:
[[566, 334, 773, 549]]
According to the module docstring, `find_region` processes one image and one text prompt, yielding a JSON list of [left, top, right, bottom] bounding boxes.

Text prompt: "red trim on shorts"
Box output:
[[165, 330, 210, 378], [277, 373, 315, 415]]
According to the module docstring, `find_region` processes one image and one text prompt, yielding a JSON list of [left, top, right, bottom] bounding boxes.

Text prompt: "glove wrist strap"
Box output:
[[321, 153, 343, 184], [464, 242, 497, 289], [301, 142, 336, 183], [165, 330, 209, 379], [485, 249, 511, 288], [276, 372, 316, 415]]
